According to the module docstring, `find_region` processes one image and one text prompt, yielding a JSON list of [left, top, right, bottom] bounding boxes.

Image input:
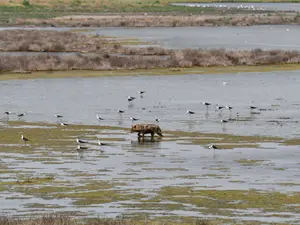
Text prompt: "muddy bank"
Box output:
[[14, 13, 300, 27]]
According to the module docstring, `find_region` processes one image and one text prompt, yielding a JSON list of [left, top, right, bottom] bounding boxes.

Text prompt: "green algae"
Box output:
[[153, 186, 300, 214]]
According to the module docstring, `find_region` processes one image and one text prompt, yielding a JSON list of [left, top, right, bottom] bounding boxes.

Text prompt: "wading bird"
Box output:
[[76, 138, 88, 144], [21, 134, 30, 146]]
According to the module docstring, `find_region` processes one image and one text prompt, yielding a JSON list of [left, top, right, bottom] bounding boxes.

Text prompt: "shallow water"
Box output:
[[171, 2, 300, 12], [1, 70, 300, 222], [1, 70, 300, 138], [87, 25, 300, 50]]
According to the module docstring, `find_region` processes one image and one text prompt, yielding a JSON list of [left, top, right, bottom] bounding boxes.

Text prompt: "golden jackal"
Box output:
[[131, 124, 163, 138]]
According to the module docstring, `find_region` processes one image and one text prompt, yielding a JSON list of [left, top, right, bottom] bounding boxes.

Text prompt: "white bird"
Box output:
[[4, 111, 11, 115], [60, 122, 68, 127], [118, 109, 125, 114], [155, 118, 160, 123], [139, 91, 145, 95], [223, 81, 228, 85], [76, 138, 88, 144], [21, 134, 30, 146], [226, 106, 233, 110]]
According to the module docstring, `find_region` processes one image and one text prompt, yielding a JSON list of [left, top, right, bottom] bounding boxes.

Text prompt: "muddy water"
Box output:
[[171, 2, 300, 12], [1, 70, 300, 138]]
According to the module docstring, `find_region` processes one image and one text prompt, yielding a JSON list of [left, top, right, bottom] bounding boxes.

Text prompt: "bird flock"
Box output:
[[4, 88, 262, 155]]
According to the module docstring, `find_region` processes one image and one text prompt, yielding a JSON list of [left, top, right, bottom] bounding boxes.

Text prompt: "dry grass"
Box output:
[[0, 214, 211, 225], [1, 29, 300, 72], [1, 48, 300, 72], [15, 14, 300, 27]]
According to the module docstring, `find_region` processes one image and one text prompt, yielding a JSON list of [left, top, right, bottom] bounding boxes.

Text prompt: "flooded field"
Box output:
[[1, 70, 300, 223], [171, 2, 300, 12]]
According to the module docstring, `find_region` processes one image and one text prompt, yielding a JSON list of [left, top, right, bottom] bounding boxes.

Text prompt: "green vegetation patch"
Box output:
[[152, 186, 300, 213]]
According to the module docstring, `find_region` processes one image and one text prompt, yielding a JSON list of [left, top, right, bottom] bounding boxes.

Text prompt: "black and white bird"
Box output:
[[76, 138, 88, 144], [216, 105, 224, 111], [187, 110, 195, 115], [139, 91, 145, 95], [17, 113, 26, 118], [202, 102, 211, 107], [21, 134, 30, 146], [130, 117, 139, 122], [249, 106, 257, 110], [4, 111, 12, 115], [155, 118, 160, 123], [77, 145, 88, 150], [226, 106, 233, 111], [98, 139, 108, 146], [220, 119, 228, 124], [96, 114, 104, 121], [60, 122, 68, 127], [55, 114, 63, 119], [209, 144, 219, 150], [128, 96, 136, 102], [118, 109, 125, 114]]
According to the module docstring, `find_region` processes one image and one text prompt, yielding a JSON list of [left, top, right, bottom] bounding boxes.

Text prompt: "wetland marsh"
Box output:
[[1, 70, 300, 224]]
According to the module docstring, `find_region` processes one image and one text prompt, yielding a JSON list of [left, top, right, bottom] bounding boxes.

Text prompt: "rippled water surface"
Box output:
[[1, 70, 300, 138]]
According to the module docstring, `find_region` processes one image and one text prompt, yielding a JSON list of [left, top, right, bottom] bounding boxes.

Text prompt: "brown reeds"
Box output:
[[1, 48, 300, 72], [0, 214, 211, 225], [1, 30, 300, 72]]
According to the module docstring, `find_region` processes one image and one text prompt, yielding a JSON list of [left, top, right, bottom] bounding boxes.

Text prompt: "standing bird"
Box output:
[[76, 138, 88, 144], [60, 122, 68, 127], [55, 114, 63, 119], [118, 109, 125, 118], [187, 110, 195, 115], [21, 134, 30, 146], [127, 96, 136, 102], [209, 144, 218, 158], [77, 145, 88, 150], [155, 118, 160, 123], [17, 113, 26, 119], [209, 144, 219, 150], [4, 111, 12, 121], [130, 117, 139, 123], [96, 114, 104, 124], [202, 102, 211, 109], [249, 106, 257, 110], [139, 91, 145, 95], [226, 106, 233, 111]]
